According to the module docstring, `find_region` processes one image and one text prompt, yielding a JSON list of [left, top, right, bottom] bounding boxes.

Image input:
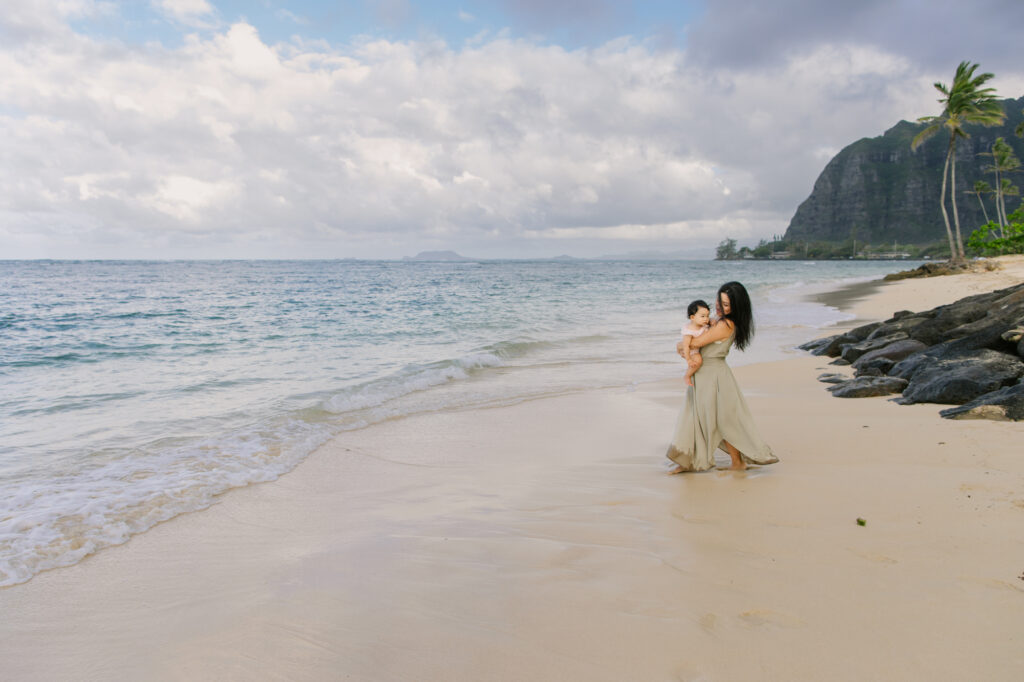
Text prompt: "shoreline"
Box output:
[[811, 277, 889, 325], [1, 259, 1022, 680]]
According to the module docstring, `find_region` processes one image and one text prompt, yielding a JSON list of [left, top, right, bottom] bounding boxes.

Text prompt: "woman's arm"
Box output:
[[690, 319, 734, 348]]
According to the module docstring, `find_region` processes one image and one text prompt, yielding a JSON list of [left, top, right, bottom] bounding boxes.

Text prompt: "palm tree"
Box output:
[[968, 180, 993, 224], [986, 138, 1021, 233], [1001, 178, 1020, 223], [912, 61, 1005, 262]]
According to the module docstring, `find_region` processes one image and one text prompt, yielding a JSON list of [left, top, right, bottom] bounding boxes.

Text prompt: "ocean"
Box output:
[[0, 258, 917, 586]]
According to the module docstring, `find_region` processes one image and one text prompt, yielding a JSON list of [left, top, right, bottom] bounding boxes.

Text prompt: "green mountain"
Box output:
[[783, 96, 1024, 245]]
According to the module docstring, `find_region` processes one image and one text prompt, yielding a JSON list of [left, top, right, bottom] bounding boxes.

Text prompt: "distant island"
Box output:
[[403, 250, 476, 262]]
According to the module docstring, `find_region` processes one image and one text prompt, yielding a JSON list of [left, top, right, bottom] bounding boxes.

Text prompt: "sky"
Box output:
[[2, 1, 1023, 260]]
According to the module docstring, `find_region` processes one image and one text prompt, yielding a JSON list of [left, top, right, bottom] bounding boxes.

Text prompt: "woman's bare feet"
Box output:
[[666, 464, 685, 475], [722, 440, 747, 470]]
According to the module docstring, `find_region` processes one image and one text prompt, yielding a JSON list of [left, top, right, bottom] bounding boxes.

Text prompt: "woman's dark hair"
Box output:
[[686, 299, 710, 317], [717, 281, 754, 351]]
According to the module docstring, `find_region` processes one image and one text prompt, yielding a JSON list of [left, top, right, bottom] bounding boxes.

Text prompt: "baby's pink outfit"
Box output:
[[680, 323, 708, 359]]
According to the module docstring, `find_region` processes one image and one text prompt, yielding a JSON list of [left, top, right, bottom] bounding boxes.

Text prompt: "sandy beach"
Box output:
[[2, 259, 1023, 681]]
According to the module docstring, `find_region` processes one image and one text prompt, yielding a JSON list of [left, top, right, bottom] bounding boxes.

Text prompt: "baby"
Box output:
[[679, 299, 711, 386]]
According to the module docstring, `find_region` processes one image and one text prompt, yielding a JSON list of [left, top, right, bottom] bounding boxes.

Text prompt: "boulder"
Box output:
[[817, 373, 848, 384], [799, 320, 891, 358], [905, 283, 1024, 346], [864, 314, 930, 341], [798, 336, 832, 353], [907, 303, 990, 346], [802, 332, 858, 357], [799, 334, 845, 356], [851, 339, 929, 372], [894, 349, 1024, 405], [847, 321, 883, 341], [839, 332, 909, 363], [826, 376, 909, 398], [829, 357, 851, 366], [891, 312, 1024, 380], [939, 383, 1024, 421], [855, 358, 894, 375]]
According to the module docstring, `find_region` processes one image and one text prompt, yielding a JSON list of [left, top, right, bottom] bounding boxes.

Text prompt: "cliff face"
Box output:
[[784, 96, 1024, 245]]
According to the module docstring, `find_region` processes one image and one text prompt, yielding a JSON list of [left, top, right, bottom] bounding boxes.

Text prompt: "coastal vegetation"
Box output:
[[714, 236, 948, 261], [967, 209, 1024, 256]]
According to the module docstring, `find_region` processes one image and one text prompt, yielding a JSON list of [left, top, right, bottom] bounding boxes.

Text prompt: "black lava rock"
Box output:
[[894, 349, 1024, 405], [827, 376, 909, 398], [939, 383, 1024, 421]]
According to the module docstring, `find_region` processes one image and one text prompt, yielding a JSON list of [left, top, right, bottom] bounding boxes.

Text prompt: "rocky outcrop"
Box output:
[[800, 281, 1024, 420], [783, 96, 1024, 246], [883, 260, 1001, 281]]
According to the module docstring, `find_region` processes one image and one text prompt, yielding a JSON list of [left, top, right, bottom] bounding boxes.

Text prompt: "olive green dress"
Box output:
[[666, 332, 778, 471]]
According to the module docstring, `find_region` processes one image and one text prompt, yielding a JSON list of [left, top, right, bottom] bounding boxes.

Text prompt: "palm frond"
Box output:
[[911, 121, 943, 150]]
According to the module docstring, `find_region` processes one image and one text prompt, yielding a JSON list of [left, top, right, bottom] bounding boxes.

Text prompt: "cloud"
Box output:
[[276, 9, 310, 26], [152, 0, 215, 27], [1, 2, 1023, 258], [687, 0, 1024, 73], [0, 0, 115, 44]]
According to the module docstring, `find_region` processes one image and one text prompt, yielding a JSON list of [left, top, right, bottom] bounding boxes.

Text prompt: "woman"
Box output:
[[666, 281, 778, 472]]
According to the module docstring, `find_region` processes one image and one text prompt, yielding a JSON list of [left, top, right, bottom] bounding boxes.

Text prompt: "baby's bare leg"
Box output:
[[684, 352, 702, 386]]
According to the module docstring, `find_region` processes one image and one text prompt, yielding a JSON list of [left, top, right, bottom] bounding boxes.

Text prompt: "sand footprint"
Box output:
[[698, 612, 717, 633]]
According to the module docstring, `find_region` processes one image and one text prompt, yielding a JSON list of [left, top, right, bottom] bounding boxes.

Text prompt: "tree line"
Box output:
[[715, 236, 947, 261]]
